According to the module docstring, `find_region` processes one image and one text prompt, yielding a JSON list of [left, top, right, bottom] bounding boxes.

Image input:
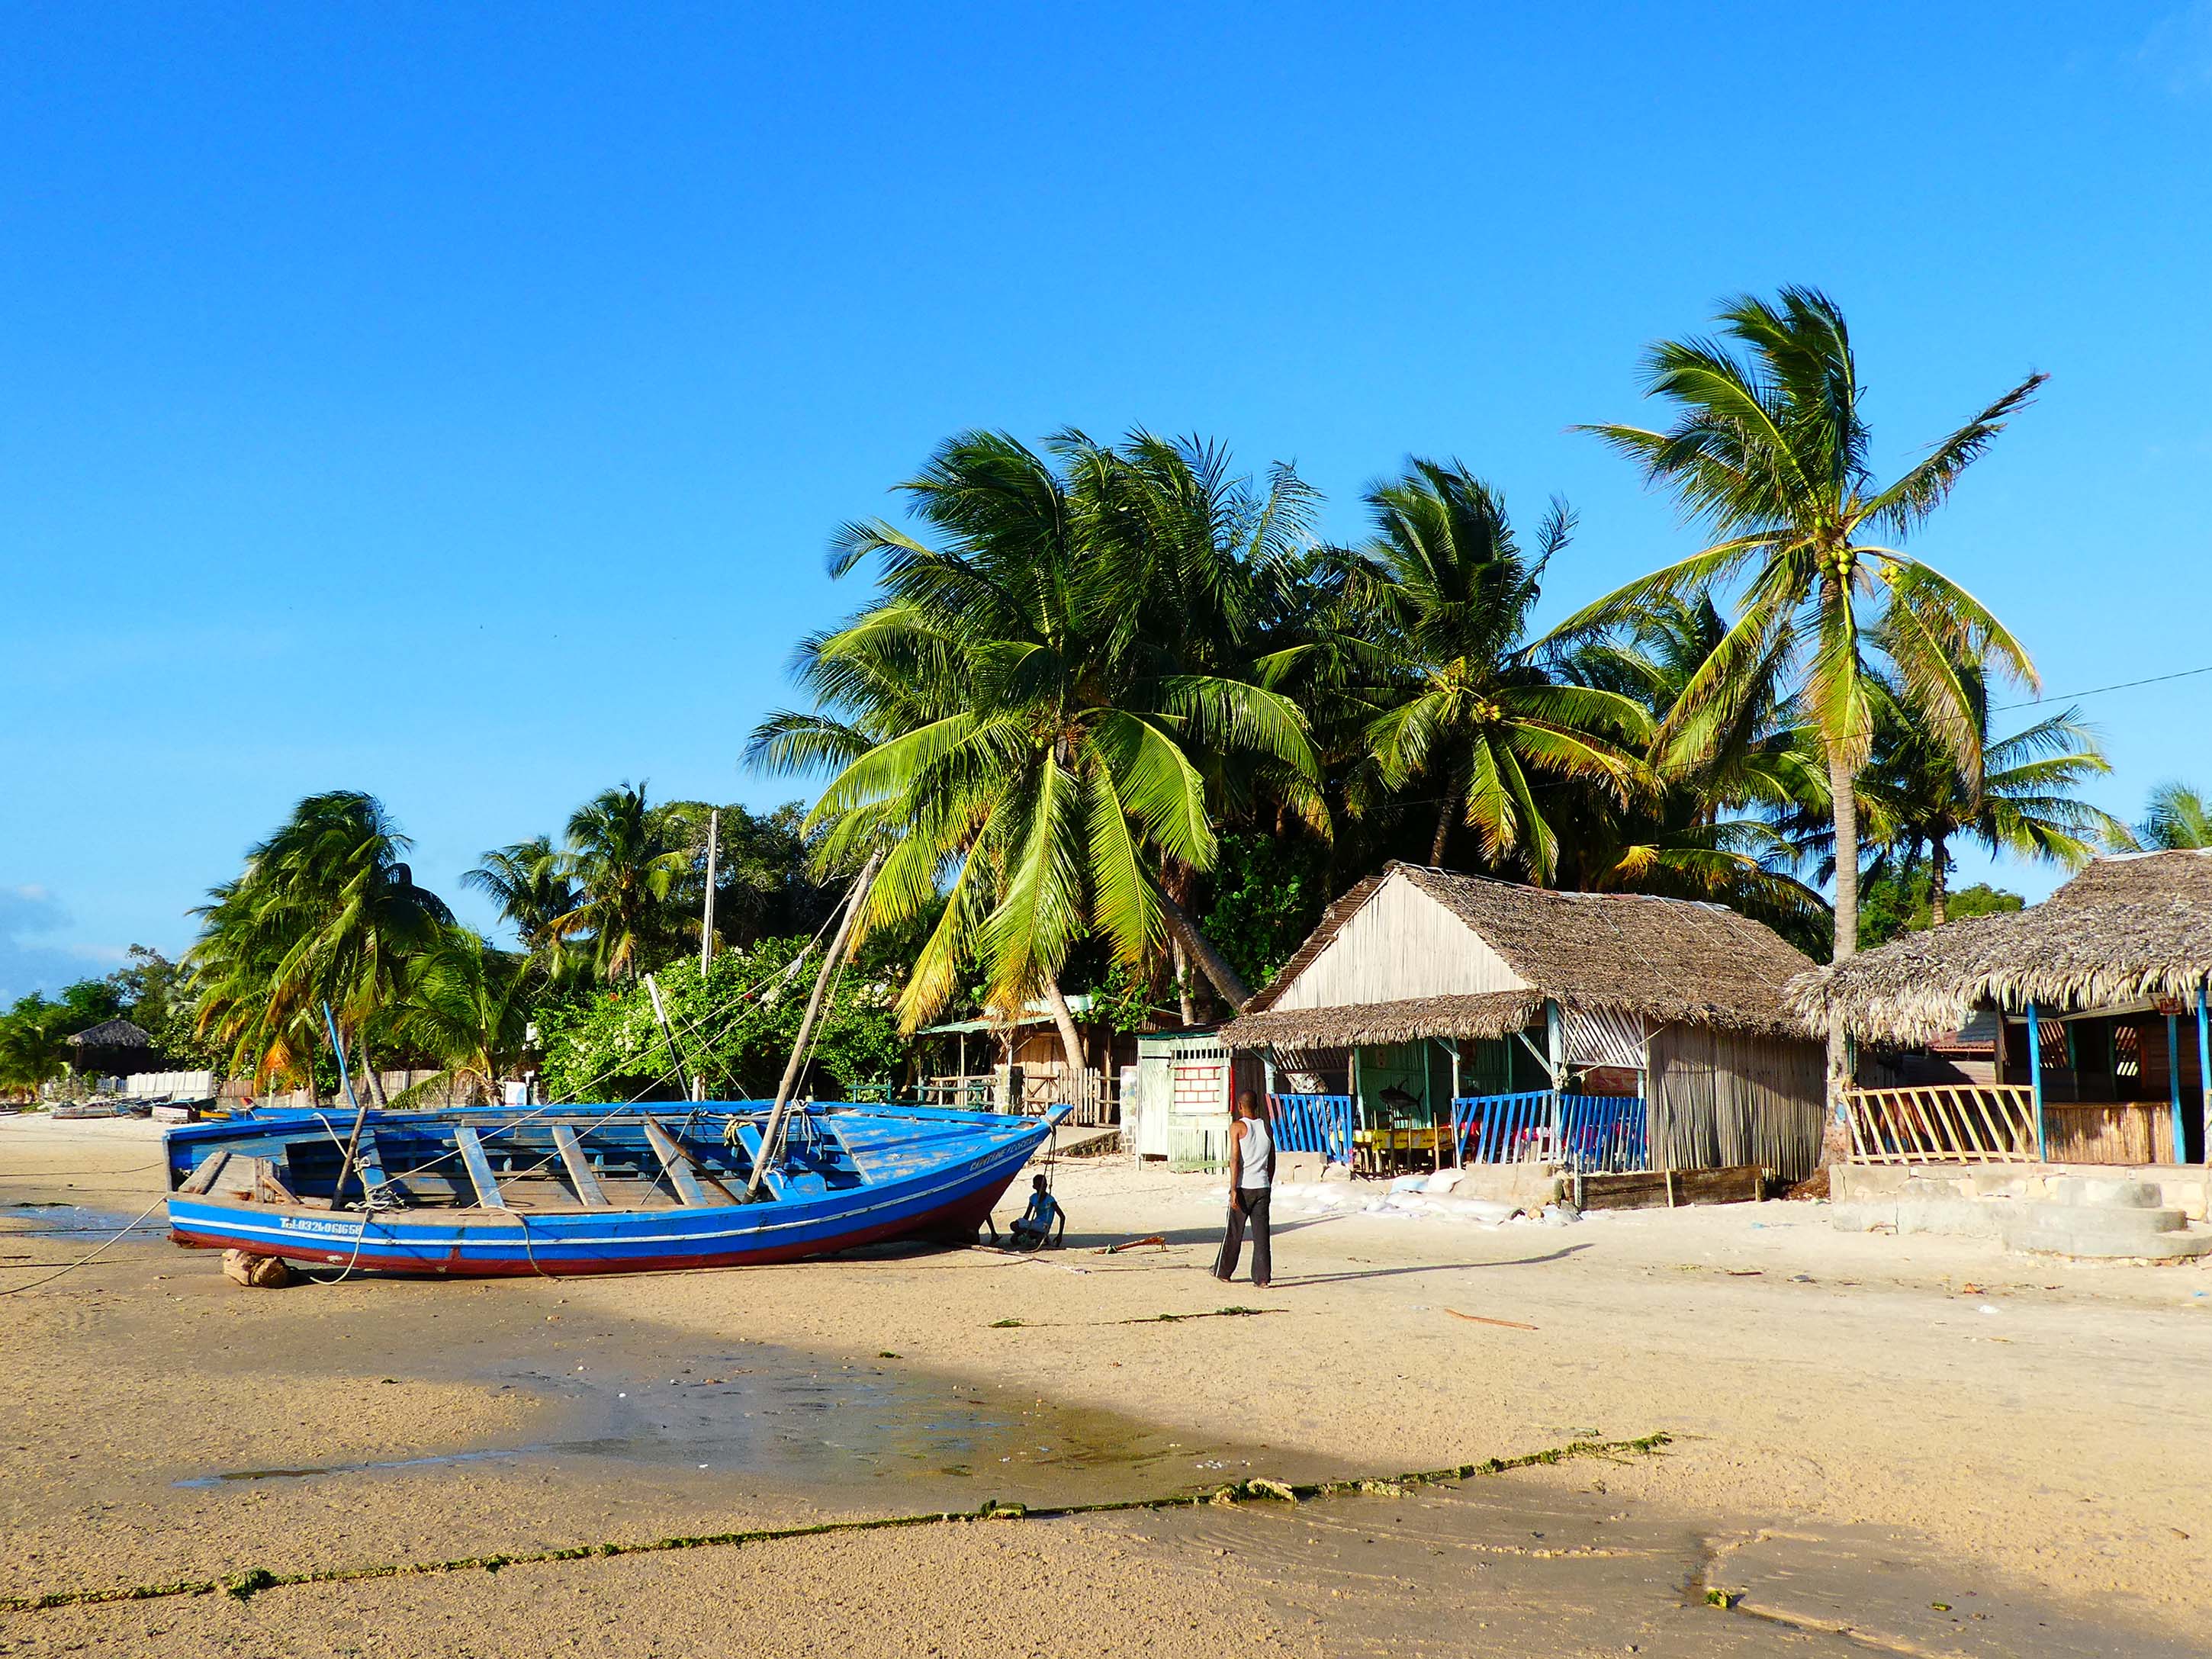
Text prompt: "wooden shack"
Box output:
[[1217, 862, 1828, 1182], [1794, 848, 2212, 1169]]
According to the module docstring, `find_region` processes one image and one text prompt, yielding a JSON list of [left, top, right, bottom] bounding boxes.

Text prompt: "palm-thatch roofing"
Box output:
[[1219, 863, 1818, 1050], [64, 1018, 162, 1074], [1792, 849, 2212, 1045], [65, 1018, 156, 1053]]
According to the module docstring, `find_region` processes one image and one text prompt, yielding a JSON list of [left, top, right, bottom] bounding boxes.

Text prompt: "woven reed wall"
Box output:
[[1647, 1024, 1826, 1182]]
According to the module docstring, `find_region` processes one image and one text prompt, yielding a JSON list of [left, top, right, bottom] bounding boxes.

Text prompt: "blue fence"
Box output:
[[1451, 1092, 1648, 1173], [1268, 1094, 1355, 1165]]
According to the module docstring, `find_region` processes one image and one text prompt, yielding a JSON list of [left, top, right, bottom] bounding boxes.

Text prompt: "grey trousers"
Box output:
[[1214, 1188, 1272, 1286]]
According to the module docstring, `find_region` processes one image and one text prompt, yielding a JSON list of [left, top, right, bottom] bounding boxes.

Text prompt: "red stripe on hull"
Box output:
[[169, 1185, 1009, 1278]]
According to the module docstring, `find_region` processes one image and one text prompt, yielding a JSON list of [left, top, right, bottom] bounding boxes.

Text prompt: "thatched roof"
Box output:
[[1221, 991, 1546, 1051], [1792, 850, 2212, 1044], [1220, 863, 1818, 1050], [65, 1018, 156, 1053]]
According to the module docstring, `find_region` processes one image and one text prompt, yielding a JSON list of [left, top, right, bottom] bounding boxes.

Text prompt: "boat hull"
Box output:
[[166, 1104, 1062, 1278]]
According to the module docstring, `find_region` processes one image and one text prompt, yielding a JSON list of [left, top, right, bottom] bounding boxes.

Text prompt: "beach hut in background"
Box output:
[[1795, 849, 2212, 1171], [1216, 863, 1828, 1191], [910, 994, 1130, 1125], [64, 1018, 165, 1079]]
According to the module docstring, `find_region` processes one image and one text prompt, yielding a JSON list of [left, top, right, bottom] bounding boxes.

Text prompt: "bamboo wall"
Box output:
[[1646, 1024, 1826, 1182]]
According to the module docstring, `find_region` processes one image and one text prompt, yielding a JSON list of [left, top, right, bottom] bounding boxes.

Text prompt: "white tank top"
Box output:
[[1235, 1119, 1274, 1189]]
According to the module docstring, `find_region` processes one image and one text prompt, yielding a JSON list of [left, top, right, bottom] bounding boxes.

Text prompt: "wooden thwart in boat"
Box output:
[[551, 1124, 609, 1207], [454, 1126, 510, 1210]]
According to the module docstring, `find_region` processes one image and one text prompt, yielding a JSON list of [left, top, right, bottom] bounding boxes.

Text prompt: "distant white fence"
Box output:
[[121, 1070, 217, 1099]]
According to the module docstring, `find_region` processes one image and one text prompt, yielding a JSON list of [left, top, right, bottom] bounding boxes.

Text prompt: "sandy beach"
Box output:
[[3, 1111, 2207, 1657]]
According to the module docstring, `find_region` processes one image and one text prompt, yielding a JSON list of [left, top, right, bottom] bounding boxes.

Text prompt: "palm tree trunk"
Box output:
[[1431, 793, 1458, 866], [1821, 744, 1860, 1169], [1040, 979, 1087, 1116], [1928, 834, 1950, 928], [1171, 937, 1197, 1027], [355, 1034, 389, 1110], [1158, 889, 1252, 1012]]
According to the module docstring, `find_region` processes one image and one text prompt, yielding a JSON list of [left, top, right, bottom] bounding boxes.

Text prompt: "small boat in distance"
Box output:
[[162, 1101, 1069, 1278]]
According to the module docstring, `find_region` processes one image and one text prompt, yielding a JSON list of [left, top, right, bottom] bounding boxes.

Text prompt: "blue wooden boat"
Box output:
[[162, 1101, 1069, 1278]]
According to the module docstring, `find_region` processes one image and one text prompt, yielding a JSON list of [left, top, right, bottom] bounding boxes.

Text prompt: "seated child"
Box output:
[[1007, 1174, 1062, 1249]]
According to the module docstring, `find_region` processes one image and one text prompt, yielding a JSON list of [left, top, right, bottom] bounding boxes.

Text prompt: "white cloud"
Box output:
[[2140, 2, 2212, 94], [0, 886, 121, 1004]]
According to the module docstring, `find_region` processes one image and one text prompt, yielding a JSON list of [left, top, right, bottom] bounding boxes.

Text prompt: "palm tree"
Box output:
[[463, 836, 579, 961], [2139, 783, 2212, 850], [0, 1001, 71, 1098], [188, 791, 452, 1098], [1555, 288, 2042, 1117], [1554, 591, 1828, 943], [750, 429, 1319, 1066], [1340, 460, 1651, 876], [390, 928, 534, 1106], [1844, 687, 2126, 925], [551, 784, 690, 982]]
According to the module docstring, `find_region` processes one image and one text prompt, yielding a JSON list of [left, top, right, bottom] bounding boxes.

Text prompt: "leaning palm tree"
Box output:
[[1341, 460, 1651, 875], [2138, 783, 2212, 850], [551, 784, 690, 982], [1554, 288, 2042, 1125], [751, 429, 1319, 1066], [188, 791, 452, 1098]]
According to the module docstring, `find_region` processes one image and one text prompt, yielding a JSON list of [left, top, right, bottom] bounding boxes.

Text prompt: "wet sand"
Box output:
[[3, 1113, 2207, 1655]]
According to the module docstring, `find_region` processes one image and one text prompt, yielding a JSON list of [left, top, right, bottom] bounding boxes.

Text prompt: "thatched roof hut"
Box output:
[[1223, 863, 1818, 1049], [64, 1018, 162, 1077], [1218, 863, 1828, 1180], [1792, 850, 2212, 1046]]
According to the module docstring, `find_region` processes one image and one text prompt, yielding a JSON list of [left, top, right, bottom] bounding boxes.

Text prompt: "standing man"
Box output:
[[1214, 1091, 1274, 1288]]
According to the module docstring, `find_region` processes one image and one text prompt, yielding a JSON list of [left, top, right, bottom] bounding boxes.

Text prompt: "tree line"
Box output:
[[8, 286, 2208, 1104]]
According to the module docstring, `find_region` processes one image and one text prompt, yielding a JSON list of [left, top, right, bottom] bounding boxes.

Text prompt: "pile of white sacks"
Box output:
[[1210, 1167, 1582, 1227]]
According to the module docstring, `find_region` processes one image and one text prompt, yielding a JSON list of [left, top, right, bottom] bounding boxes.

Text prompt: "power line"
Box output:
[[1992, 664, 2212, 712]]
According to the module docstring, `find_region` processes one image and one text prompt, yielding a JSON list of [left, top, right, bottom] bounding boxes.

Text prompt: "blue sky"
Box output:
[[5, 2, 2210, 999]]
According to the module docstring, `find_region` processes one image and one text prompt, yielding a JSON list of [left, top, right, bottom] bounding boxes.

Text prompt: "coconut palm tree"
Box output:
[[1552, 591, 1828, 942], [188, 791, 452, 1098], [1555, 288, 2042, 1128], [1842, 687, 2127, 925], [463, 836, 579, 962], [1339, 460, 1651, 876], [750, 429, 1319, 1065], [1558, 288, 2043, 966], [2138, 783, 2212, 850], [389, 928, 534, 1105], [550, 784, 690, 982]]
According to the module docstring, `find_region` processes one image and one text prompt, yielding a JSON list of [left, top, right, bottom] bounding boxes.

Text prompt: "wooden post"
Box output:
[[699, 808, 719, 975], [1545, 1000, 1564, 1156], [1450, 1040, 1462, 1169], [748, 848, 883, 1198], [323, 1002, 371, 1213], [2198, 985, 2210, 1167], [2169, 1010, 2186, 1167], [644, 974, 695, 1104], [2026, 1003, 2046, 1162]]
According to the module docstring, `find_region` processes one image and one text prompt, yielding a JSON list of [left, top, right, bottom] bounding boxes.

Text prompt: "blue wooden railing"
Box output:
[[1450, 1092, 1648, 1173], [1268, 1094, 1355, 1165]]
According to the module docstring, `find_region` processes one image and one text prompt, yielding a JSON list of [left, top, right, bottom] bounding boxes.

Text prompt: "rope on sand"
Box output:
[[0, 1433, 1671, 1612], [0, 1194, 171, 1298]]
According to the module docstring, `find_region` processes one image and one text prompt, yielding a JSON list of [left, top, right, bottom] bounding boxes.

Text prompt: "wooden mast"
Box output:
[[746, 849, 884, 1199]]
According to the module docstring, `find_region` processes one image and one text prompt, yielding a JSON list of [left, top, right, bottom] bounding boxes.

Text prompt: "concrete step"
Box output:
[[2046, 1176, 2167, 1210], [1998, 1206, 2212, 1260], [2008, 1199, 2189, 1238]]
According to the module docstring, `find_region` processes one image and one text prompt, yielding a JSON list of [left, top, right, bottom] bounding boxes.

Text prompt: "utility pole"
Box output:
[[699, 807, 720, 975]]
